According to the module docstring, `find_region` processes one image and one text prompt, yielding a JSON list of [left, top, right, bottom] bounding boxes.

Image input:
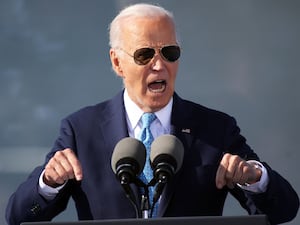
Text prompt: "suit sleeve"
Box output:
[[5, 118, 76, 225], [225, 116, 299, 225]]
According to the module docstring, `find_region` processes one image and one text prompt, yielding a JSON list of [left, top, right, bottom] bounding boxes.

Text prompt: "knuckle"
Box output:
[[223, 153, 231, 160], [64, 148, 74, 155], [65, 168, 74, 176], [231, 155, 240, 162], [54, 150, 64, 158]]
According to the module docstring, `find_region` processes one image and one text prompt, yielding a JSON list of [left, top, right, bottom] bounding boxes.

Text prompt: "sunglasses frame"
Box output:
[[117, 45, 181, 65]]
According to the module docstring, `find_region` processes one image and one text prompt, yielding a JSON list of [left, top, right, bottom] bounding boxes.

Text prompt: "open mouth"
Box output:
[[148, 80, 166, 93]]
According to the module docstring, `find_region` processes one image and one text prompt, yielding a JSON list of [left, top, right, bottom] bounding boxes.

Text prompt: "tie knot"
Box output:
[[141, 113, 156, 128]]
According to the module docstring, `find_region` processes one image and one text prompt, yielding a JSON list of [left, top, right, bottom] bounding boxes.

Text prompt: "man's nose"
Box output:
[[150, 53, 166, 70]]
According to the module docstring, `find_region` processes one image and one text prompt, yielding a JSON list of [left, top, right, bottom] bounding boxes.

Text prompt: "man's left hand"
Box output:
[[215, 153, 262, 189]]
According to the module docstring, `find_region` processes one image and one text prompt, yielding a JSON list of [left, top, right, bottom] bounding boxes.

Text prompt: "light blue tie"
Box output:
[[139, 113, 156, 182], [139, 113, 158, 217]]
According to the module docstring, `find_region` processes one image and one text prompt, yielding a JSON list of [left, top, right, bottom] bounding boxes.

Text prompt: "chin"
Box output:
[[148, 97, 171, 111]]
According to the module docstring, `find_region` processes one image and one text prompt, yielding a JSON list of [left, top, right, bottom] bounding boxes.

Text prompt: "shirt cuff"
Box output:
[[38, 169, 66, 201], [237, 160, 269, 193]]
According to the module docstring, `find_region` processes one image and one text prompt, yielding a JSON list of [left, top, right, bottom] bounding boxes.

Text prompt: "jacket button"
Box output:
[[30, 203, 41, 215]]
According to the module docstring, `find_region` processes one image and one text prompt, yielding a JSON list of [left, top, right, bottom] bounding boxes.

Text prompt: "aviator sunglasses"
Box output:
[[120, 45, 181, 65]]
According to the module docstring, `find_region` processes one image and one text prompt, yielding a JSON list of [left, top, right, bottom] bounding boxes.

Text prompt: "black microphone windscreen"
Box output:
[[111, 137, 146, 175], [150, 134, 184, 173]]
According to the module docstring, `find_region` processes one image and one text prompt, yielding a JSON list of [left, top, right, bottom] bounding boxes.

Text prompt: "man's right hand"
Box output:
[[43, 148, 83, 188]]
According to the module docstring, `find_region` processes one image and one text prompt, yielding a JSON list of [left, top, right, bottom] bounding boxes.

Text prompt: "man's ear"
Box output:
[[109, 48, 123, 77]]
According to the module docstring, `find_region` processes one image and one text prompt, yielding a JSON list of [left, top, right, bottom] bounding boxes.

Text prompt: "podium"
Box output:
[[21, 215, 269, 225]]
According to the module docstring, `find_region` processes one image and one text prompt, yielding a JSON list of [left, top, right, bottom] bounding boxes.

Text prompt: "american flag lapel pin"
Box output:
[[181, 128, 191, 134]]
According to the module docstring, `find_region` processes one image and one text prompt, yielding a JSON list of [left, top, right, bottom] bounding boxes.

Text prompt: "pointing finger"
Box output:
[[63, 148, 83, 181]]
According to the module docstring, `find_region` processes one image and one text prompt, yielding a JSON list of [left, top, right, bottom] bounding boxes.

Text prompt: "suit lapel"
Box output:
[[158, 93, 195, 216], [98, 90, 129, 149], [97, 90, 143, 211]]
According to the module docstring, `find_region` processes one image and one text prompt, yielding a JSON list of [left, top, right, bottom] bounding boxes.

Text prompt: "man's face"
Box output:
[[110, 16, 179, 112]]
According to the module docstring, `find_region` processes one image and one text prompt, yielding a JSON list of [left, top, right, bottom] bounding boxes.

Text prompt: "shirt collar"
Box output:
[[123, 89, 173, 131]]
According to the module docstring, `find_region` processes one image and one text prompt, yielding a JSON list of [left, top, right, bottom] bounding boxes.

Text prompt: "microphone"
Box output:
[[111, 137, 146, 185], [111, 137, 146, 218], [150, 134, 184, 210]]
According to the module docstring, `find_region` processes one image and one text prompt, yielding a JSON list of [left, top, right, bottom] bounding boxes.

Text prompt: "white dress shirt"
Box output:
[[123, 89, 172, 139]]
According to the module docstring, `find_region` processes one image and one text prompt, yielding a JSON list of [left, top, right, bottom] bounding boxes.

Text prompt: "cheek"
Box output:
[[123, 70, 145, 92], [168, 66, 178, 87]]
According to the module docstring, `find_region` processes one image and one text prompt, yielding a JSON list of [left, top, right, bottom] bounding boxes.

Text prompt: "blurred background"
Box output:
[[0, 0, 299, 224]]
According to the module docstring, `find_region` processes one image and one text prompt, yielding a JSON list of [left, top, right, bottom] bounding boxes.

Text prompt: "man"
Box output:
[[6, 3, 299, 225]]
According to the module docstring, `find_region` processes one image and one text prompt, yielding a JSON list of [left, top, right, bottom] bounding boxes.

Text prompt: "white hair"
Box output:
[[108, 3, 177, 48]]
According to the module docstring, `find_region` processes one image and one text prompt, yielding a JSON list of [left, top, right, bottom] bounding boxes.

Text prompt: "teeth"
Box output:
[[148, 80, 166, 92], [151, 87, 164, 93]]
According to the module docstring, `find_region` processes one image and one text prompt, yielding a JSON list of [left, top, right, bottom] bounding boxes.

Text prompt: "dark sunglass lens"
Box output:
[[161, 46, 181, 62], [133, 48, 155, 65]]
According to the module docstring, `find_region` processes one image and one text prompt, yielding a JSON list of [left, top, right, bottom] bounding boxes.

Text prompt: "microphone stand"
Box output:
[[119, 173, 140, 218], [140, 188, 150, 218], [148, 162, 175, 217], [134, 178, 151, 218]]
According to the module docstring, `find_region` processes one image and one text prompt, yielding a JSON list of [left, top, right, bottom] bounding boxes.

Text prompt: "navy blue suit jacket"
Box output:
[[6, 91, 299, 225]]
